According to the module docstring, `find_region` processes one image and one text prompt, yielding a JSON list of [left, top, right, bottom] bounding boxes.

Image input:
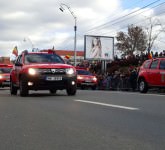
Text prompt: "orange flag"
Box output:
[[12, 46, 18, 56], [65, 55, 71, 59], [148, 52, 152, 59]]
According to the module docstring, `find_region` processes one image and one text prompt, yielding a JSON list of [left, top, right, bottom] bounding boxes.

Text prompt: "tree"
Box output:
[[116, 25, 147, 56], [145, 18, 163, 54]]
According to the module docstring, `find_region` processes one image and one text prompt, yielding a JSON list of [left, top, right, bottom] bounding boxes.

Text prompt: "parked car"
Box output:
[[76, 68, 97, 90], [10, 50, 77, 96], [137, 57, 165, 93], [0, 64, 13, 87]]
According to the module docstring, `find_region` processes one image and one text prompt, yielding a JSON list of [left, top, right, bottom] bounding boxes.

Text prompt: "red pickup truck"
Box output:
[[0, 64, 13, 87], [10, 50, 77, 96], [138, 57, 165, 93]]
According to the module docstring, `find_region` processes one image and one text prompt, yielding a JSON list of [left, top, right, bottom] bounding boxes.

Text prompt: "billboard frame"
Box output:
[[84, 35, 114, 60]]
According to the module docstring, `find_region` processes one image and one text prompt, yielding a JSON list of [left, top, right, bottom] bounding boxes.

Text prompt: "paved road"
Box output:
[[0, 88, 165, 150]]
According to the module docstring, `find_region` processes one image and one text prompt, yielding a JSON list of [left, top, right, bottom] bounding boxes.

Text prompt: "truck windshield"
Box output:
[[25, 54, 65, 64], [160, 60, 165, 70], [77, 70, 92, 75], [0, 68, 12, 73]]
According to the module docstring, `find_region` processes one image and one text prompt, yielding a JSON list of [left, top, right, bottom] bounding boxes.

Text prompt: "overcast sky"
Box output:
[[0, 0, 165, 56]]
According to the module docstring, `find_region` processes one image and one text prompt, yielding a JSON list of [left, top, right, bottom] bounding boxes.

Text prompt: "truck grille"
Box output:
[[39, 68, 66, 75]]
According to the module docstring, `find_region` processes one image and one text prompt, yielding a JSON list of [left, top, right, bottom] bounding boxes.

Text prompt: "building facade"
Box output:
[[0, 50, 85, 65]]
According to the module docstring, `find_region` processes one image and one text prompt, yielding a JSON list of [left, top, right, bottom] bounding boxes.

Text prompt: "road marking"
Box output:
[[74, 100, 139, 111], [99, 91, 165, 97]]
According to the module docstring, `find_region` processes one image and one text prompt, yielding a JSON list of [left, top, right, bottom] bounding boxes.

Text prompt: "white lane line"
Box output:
[[74, 100, 139, 111], [92, 90, 165, 97]]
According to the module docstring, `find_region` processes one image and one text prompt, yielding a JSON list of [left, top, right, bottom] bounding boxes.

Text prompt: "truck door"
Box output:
[[148, 59, 159, 85], [158, 59, 165, 86]]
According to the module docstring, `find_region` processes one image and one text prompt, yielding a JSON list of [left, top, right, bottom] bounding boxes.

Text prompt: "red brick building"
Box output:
[[0, 50, 85, 64], [0, 57, 11, 64]]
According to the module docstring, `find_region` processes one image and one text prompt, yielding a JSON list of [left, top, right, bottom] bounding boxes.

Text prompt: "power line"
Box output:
[[65, 0, 165, 50], [75, 2, 165, 42], [85, 0, 162, 34], [107, 1, 165, 27], [83, 0, 145, 31], [88, 1, 165, 36]]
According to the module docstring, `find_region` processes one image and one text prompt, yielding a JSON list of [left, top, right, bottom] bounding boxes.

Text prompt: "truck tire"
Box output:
[[66, 86, 76, 96], [20, 78, 29, 97], [139, 79, 148, 93], [49, 89, 57, 94], [91, 85, 97, 90], [10, 81, 17, 95]]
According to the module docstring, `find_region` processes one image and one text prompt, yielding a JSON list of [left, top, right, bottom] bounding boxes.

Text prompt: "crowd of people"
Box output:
[[77, 50, 165, 91], [95, 68, 138, 91]]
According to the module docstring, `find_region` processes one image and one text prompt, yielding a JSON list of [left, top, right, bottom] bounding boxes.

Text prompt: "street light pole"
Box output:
[[23, 37, 34, 52], [59, 3, 77, 66]]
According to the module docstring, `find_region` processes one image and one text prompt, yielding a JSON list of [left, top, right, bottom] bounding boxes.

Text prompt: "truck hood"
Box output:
[[23, 63, 74, 69]]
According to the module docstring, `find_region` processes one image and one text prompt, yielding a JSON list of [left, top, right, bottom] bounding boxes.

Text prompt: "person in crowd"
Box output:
[[154, 52, 158, 57], [105, 73, 113, 90], [129, 68, 138, 91], [163, 50, 165, 56], [111, 70, 121, 90]]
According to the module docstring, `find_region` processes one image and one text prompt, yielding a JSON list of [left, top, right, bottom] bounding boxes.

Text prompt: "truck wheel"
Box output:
[[66, 86, 76, 96], [10, 81, 17, 95], [20, 78, 29, 97], [139, 79, 148, 93], [91, 85, 96, 90], [49, 89, 57, 94], [81, 86, 85, 90]]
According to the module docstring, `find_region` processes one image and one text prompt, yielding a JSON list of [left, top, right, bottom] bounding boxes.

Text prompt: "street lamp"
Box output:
[[59, 3, 77, 66], [23, 37, 34, 52]]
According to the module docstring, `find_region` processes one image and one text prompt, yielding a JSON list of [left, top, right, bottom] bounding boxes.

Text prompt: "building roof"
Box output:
[[0, 50, 85, 64], [0, 57, 11, 64], [54, 50, 84, 57]]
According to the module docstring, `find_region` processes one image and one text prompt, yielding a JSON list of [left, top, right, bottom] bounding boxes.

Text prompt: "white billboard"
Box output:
[[84, 35, 114, 60]]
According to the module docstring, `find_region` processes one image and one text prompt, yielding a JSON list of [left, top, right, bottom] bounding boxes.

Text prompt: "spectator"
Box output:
[[129, 68, 138, 91]]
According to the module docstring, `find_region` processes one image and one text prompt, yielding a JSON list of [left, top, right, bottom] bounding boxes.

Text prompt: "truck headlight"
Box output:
[[66, 68, 75, 75], [0, 75, 3, 79], [77, 75, 83, 80], [28, 68, 37, 75], [93, 77, 97, 82]]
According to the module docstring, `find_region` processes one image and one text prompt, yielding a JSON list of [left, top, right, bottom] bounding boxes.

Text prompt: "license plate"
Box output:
[[2, 82, 10, 85], [85, 80, 91, 82], [46, 76, 62, 81]]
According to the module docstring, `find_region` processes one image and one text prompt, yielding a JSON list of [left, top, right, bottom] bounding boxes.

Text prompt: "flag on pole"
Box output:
[[148, 52, 152, 59], [65, 55, 71, 59], [12, 46, 18, 56], [10, 46, 18, 63]]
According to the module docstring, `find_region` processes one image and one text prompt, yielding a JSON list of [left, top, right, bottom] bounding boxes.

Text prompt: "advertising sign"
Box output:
[[84, 35, 114, 60]]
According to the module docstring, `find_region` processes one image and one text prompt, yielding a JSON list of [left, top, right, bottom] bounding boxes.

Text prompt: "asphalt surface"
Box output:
[[0, 88, 165, 150]]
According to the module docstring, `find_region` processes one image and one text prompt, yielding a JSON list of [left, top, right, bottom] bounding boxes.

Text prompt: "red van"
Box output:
[[0, 64, 13, 87]]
